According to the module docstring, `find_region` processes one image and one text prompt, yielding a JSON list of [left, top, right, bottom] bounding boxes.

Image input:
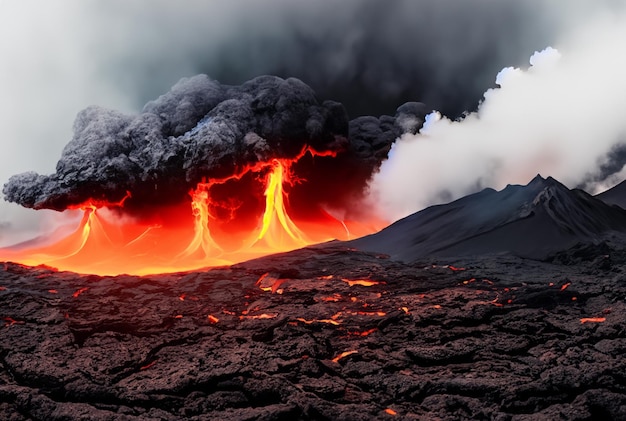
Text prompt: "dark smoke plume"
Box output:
[[3, 75, 425, 213]]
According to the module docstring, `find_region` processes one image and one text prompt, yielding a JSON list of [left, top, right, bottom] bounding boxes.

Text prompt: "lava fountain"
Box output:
[[0, 75, 426, 275], [0, 149, 385, 276]]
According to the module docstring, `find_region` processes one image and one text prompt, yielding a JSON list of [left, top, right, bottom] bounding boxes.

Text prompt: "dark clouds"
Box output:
[[89, 0, 572, 118]]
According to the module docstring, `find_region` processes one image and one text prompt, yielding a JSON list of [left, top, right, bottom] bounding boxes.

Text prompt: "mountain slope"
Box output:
[[596, 179, 626, 209], [351, 175, 626, 261]]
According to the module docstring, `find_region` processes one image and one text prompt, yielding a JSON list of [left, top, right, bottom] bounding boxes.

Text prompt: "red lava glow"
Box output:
[[72, 287, 89, 298], [0, 149, 385, 275], [3, 317, 23, 327], [140, 360, 158, 370]]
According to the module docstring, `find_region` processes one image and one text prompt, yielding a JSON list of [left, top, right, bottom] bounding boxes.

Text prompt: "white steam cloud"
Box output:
[[369, 9, 626, 220]]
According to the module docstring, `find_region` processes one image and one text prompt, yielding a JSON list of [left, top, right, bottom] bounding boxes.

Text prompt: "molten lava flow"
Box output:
[[331, 350, 358, 363], [296, 317, 341, 326], [341, 278, 384, 287], [348, 328, 378, 337], [0, 149, 386, 275], [580, 317, 606, 324]]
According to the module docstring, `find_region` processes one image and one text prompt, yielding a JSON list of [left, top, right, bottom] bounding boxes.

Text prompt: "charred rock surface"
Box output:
[[1, 246, 625, 420]]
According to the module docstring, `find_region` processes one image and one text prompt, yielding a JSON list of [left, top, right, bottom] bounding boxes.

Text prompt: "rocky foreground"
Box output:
[[1, 245, 625, 420]]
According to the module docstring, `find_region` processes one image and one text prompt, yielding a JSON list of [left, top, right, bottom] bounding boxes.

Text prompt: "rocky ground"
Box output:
[[0, 245, 625, 420]]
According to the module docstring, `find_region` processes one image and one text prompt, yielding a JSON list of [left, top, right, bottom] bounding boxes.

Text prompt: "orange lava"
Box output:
[[256, 273, 288, 294], [580, 317, 606, 324], [348, 328, 378, 337], [296, 317, 341, 326], [0, 149, 385, 275], [239, 313, 277, 320], [331, 350, 358, 363], [341, 278, 384, 287]]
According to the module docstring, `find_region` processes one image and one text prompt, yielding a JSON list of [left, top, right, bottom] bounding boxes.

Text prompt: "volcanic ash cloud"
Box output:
[[3, 75, 426, 220]]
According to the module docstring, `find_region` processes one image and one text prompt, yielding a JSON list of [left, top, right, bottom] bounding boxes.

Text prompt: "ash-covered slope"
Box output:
[[596, 179, 626, 209], [351, 175, 626, 261]]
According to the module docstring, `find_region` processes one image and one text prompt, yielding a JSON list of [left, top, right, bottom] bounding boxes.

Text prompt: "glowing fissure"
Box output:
[[0, 149, 384, 275]]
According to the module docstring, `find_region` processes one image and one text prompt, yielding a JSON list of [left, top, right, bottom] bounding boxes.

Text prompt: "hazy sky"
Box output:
[[0, 0, 624, 241]]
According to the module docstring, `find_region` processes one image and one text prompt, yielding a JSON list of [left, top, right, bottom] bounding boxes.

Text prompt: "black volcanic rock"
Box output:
[[1, 246, 626, 420], [351, 175, 626, 261], [596, 179, 626, 210]]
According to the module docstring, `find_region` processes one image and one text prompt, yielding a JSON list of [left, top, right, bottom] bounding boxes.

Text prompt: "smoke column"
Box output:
[[369, 7, 626, 220]]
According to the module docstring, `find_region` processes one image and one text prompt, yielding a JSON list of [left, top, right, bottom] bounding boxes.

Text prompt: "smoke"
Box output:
[[369, 7, 626, 220], [0, 0, 622, 244]]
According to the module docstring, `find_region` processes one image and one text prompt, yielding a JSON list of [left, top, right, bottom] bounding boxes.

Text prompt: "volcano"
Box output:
[[350, 175, 626, 261], [2, 75, 626, 420]]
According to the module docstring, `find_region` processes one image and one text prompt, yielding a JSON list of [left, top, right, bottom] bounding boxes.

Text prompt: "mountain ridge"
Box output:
[[596, 179, 626, 210], [350, 175, 626, 261]]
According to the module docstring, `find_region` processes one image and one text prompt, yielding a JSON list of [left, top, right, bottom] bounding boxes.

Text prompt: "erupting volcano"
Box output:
[[0, 75, 423, 275]]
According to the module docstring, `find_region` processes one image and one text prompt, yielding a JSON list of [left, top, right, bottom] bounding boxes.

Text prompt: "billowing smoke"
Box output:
[[3, 75, 424, 217], [369, 7, 626, 220]]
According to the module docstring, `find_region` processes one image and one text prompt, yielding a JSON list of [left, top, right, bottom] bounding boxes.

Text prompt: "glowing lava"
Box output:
[[0, 150, 385, 275]]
